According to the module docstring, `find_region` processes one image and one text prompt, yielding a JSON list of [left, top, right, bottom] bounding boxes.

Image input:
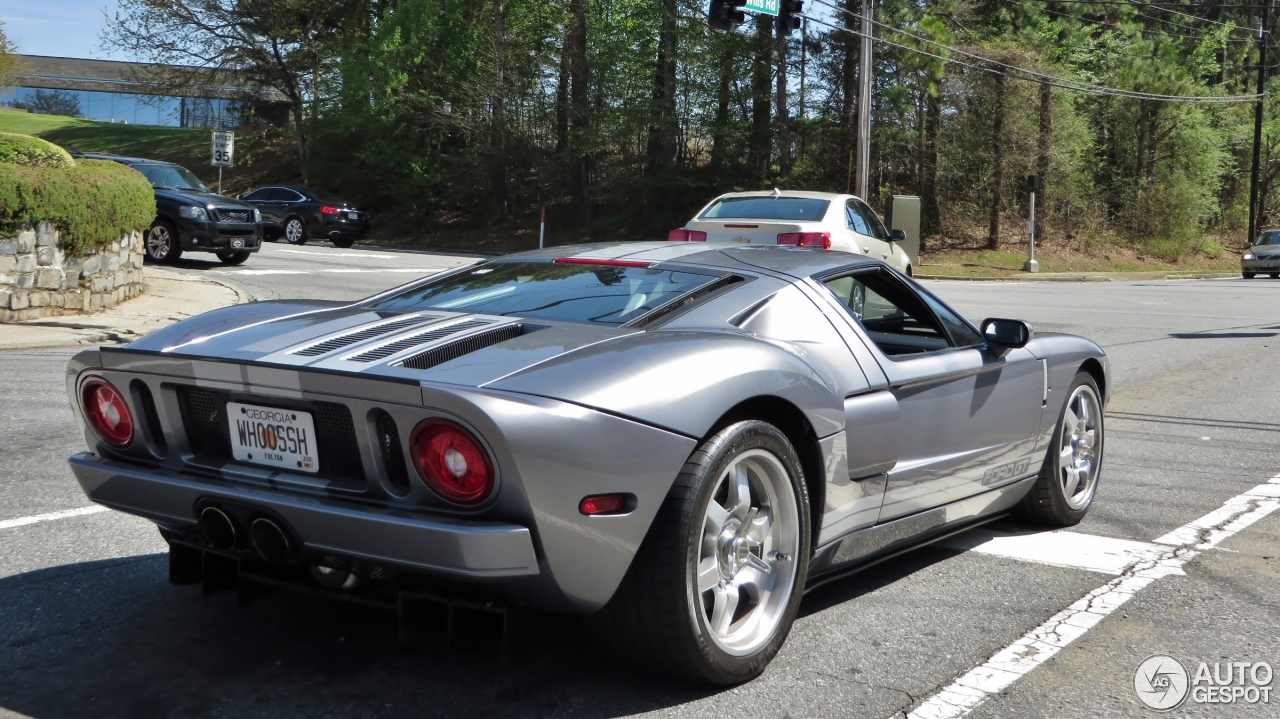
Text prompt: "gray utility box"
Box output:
[[887, 195, 920, 266]]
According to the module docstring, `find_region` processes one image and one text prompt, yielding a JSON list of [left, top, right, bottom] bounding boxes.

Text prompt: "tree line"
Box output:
[[107, 0, 1280, 256]]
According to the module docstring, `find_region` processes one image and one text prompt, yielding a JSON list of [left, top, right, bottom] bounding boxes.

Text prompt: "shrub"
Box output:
[[0, 131, 74, 168], [0, 159, 155, 255]]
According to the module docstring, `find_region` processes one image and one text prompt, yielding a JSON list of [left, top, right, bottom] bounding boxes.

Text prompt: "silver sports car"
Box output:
[[66, 242, 1108, 684]]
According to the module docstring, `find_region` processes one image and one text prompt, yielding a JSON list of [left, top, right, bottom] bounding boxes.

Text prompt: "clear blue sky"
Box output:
[[3, 0, 127, 61]]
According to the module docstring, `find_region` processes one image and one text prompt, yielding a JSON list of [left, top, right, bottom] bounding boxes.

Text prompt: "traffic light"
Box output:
[[709, 0, 747, 31], [779, 0, 803, 32]]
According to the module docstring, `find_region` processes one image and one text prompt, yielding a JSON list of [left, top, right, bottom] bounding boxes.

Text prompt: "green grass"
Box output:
[[0, 108, 208, 167], [0, 108, 296, 193]]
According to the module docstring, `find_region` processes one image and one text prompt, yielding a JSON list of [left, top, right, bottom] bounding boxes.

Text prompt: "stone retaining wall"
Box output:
[[0, 223, 146, 322]]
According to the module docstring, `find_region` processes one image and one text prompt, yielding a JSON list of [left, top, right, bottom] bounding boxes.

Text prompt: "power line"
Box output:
[[801, 5, 1262, 103], [1038, 4, 1254, 42]]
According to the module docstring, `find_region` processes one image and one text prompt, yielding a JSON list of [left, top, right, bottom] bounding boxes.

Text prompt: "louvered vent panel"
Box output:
[[292, 315, 439, 357], [398, 324, 524, 370], [347, 320, 492, 363]]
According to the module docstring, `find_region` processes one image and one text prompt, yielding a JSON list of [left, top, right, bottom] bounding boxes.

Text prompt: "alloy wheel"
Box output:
[[147, 225, 172, 260], [285, 219, 305, 244], [696, 448, 800, 656], [1059, 384, 1103, 510]]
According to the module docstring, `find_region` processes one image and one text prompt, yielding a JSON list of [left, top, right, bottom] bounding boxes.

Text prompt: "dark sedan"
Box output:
[[74, 153, 263, 265], [241, 186, 372, 248]]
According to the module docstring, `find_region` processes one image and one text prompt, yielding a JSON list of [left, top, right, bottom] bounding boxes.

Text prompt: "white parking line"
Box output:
[[909, 472, 1280, 719], [0, 505, 106, 531], [946, 529, 1167, 575], [276, 249, 403, 259]]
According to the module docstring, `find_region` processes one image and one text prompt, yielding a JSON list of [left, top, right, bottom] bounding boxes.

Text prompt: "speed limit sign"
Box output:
[[211, 130, 235, 167]]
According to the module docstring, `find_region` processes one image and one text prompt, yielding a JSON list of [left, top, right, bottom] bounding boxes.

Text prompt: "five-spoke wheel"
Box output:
[[1019, 371, 1105, 525], [603, 420, 810, 684], [697, 449, 800, 656]]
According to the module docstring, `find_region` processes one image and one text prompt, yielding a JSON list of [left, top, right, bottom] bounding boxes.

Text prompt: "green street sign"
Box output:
[[745, 0, 780, 16]]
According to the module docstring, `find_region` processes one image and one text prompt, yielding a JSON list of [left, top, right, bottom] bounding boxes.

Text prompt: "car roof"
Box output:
[[709, 190, 862, 202], [72, 152, 179, 167], [498, 241, 881, 278]]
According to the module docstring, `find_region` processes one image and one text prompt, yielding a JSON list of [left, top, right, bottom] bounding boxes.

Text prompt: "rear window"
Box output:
[[700, 196, 830, 221], [368, 261, 719, 326]]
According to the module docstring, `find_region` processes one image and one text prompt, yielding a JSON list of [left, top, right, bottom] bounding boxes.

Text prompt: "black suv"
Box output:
[[73, 153, 264, 265]]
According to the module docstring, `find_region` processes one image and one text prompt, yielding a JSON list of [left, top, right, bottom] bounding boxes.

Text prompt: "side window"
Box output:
[[845, 200, 871, 235], [822, 270, 951, 356], [242, 188, 270, 201], [920, 292, 984, 347], [855, 200, 889, 241], [279, 189, 305, 202]]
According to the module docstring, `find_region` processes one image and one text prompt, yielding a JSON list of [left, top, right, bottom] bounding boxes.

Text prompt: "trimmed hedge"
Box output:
[[0, 159, 155, 256], [0, 131, 75, 168]]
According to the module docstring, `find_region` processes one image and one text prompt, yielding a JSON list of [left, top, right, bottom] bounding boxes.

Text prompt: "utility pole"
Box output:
[[856, 0, 873, 199], [1249, 4, 1271, 245]]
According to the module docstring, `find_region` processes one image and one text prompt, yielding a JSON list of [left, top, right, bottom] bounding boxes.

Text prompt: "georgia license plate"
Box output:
[[227, 402, 318, 473], [347, 211, 359, 220]]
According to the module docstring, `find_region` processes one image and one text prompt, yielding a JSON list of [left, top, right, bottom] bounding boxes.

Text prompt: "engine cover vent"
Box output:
[[398, 323, 524, 370], [346, 319, 493, 363], [292, 314, 442, 357]]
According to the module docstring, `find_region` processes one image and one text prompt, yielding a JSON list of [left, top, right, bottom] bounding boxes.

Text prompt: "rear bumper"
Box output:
[[69, 453, 540, 579], [311, 216, 371, 239]]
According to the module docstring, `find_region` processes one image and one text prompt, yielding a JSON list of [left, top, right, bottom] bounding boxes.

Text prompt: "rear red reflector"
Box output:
[[667, 228, 707, 242], [777, 232, 831, 249], [410, 420, 494, 505], [81, 378, 134, 448], [579, 494, 632, 516], [553, 257, 651, 268]]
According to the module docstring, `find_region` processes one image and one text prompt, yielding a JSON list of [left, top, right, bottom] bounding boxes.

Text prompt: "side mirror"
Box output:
[[888, 229, 907, 242], [981, 318, 1034, 348]]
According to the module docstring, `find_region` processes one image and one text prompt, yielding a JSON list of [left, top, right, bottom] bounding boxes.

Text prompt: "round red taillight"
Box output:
[[81, 378, 134, 448], [410, 420, 494, 505]]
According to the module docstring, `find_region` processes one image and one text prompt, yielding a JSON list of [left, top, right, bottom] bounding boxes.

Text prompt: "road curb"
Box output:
[[915, 274, 1112, 282], [0, 268, 245, 351]]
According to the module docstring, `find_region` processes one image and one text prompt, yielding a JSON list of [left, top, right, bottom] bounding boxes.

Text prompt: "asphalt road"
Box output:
[[2, 243, 1278, 719]]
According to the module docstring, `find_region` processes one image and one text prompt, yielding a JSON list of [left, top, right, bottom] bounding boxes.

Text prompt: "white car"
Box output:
[[670, 190, 914, 276]]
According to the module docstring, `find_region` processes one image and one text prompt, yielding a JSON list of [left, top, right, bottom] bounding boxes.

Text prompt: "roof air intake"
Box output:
[[292, 315, 441, 357], [347, 319, 493, 363], [398, 324, 524, 370]]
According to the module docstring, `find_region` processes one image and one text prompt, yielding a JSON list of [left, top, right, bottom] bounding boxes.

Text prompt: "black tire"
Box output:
[[1243, 272, 1256, 279], [332, 237, 355, 249], [144, 219, 182, 264], [216, 250, 250, 265], [283, 216, 308, 245], [601, 420, 811, 685], [1017, 371, 1104, 527]]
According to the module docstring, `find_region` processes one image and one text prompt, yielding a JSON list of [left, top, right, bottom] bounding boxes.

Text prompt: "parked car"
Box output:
[[1242, 229, 1280, 278], [240, 185, 371, 247], [671, 190, 914, 275], [72, 153, 262, 265], [65, 242, 1108, 684]]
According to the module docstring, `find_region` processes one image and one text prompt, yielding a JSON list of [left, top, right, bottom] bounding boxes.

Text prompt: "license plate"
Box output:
[[347, 211, 359, 220], [231, 238, 244, 248], [227, 402, 318, 473]]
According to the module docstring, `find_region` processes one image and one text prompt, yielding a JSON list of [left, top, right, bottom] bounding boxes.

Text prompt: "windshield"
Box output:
[[700, 196, 830, 222], [135, 164, 206, 192], [368, 261, 719, 326], [1256, 231, 1280, 246]]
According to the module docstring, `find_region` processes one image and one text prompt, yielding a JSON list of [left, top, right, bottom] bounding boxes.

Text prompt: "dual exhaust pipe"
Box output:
[[198, 506, 295, 563]]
